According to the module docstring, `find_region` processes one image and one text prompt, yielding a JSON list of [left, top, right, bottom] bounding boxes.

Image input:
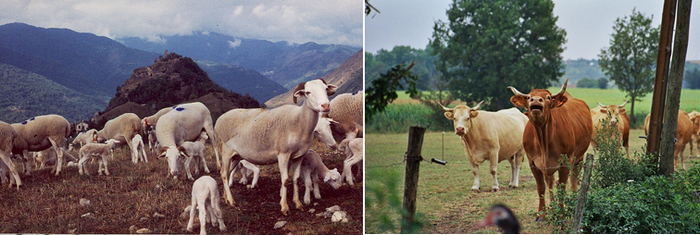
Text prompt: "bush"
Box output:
[[366, 103, 433, 133]]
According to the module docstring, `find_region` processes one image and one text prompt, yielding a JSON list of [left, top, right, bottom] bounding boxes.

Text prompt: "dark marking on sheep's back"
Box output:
[[175, 107, 185, 111], [352, 90, 359, 95], [172, 105, 178, 109], [29, 117, 35, 121], [21, 121, 27, 125]]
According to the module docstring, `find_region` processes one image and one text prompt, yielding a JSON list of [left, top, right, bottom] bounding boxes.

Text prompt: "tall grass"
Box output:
[[366, 104, 434, 133]]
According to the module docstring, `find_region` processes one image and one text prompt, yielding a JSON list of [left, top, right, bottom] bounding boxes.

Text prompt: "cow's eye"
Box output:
[[546, 96, 551, 100]]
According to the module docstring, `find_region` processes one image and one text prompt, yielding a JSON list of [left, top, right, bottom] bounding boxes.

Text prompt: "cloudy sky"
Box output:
[[0, 0, 363, 47], [365, 0, 700, 60]]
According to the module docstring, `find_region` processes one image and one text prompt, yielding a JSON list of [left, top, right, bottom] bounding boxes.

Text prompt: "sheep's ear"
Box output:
[[327, 118, 339, 124], [158, 147, 168, 159], [292, 82, 307, 104], [326, 84, 338, 96], [177, 146, 191, 158]]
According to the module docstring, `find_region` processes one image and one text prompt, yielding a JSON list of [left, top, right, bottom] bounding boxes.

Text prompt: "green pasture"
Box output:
[[365, 128, 699, 233]]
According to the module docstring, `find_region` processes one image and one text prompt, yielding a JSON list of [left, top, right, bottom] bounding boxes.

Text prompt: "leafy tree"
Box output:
[[685, 67, 700, 89], [365, 62, 419, 119], [597, 77, 609, 89], [365, 46, 438, 90], [430, 0, 566, 110], [576, 77, 596, 88], [598, 9, 659, 123]]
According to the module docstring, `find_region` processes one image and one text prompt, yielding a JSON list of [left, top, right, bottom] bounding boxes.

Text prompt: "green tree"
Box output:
[[365, 46, 438, 90], [598, 9, 659, 123], [576, 77, 596, 88], [685, 67, 700, 89], [430, 0, 566, 110], [597, 77, 609, 89]]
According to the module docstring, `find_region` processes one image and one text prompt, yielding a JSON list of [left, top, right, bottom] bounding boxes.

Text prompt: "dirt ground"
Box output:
[[0, 142, 363, 234]]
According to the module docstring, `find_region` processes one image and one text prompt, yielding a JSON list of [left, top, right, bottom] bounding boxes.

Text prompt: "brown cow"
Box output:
[[688, 110, 700, 157], [644, 110, 694, 170], [590, 101, 630, 157], [508, 78, 592, 221]]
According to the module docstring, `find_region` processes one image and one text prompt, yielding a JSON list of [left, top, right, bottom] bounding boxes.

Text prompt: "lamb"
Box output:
[[0, 121, 20, 188], [147, 129, 158, 154], [33, 147, 78, 170], [95, 113, 142, 164], [186, 175, 226, 235], [181, 131, 211, 180], [328, 91, 363, 141], [339, 138, 363, 186], [315, 114, 339, 151], [12, 114, 71, 176], [227, 160, 260, 189], [78, 139, 120, 176], [297, 150, 342, 205], [69, 129, 98, 150], [131, 134, 148, 163], [156, 102, 219, 178], [216, 78, 337, 214]]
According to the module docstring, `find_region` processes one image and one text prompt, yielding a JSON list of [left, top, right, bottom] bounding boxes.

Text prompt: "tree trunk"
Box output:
[[630, 97, 636, 125]]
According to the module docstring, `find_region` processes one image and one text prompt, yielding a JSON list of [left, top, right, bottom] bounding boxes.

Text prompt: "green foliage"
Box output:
[[366, 104, 433, 134], [576, 77, 597, 88], [685, 67, 700, 89], [431, 0, 566, 110], [365, 62, 420, 119], [598, 8, 660, 123], [365, 46, 439, 90], [562, 59, 606, 85], [597, 78, 608, 89], [365, 168, 425, 233]]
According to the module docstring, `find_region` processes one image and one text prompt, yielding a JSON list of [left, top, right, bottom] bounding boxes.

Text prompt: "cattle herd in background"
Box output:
[[0, 78, 364, 234], [440, 78, 700, 221]]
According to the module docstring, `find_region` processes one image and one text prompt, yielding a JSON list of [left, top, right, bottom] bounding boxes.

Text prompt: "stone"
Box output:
[[331, 211, 348, 223], [129, 225, 138, 233], [79, 198, 90, 206], [139, 217, 149, 223], [153, 212, 165, 218], [136, 228, 152, 234], [273, 221, 287, 229], [308, 208, 315, 214]]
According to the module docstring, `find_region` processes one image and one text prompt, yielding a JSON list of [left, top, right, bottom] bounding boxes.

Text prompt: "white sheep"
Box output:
[[181, 131, 211, 180], [12, 114, 72, 176], [156, 102, 219, 178], [339, 138, 363, 186], [131, 134, 148, 163], [142, 107, 172, 133], [69, 128, 97, 150], [186, 175, 226, 235], [0, 159, 9, 185], [227, 160, 260, 189], [96, 113, 142, 164], [147, 129, 158, 154], [314, 114, 339, 151], [78, 139, 121, 176], [216, 78, 337, 214], [297, 150, 342, 205], [328, 91, 363, 141]]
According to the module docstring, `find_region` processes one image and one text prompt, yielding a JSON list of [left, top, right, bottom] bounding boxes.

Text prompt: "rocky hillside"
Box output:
[[265, 49, 363, 108], [93, 51, 260, 128]]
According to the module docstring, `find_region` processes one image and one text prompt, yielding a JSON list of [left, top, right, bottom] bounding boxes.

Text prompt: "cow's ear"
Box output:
[[470, 110, 479, 118], [550, 94, 568, 108], [620, 108, 626, 115], [510, 95, 528, 108], [444, 112, 454, 120], [599, 109, 608, 114]]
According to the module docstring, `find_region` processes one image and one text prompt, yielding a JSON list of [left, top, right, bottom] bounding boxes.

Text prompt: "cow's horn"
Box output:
[[597, 102, 607, 109], [473, 100, 484, 110], [553, 78, 569, 96], [507, 86, 527, 97], [619, 100, 628, 108], [438, 103, 453, 112]]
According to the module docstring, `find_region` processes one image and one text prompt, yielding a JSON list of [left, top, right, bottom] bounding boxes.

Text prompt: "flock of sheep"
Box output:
[[0, 78, 364, 234]]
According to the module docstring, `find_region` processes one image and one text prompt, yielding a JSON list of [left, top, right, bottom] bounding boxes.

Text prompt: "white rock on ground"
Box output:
[[136, 228, 152, 234], [273, 221, 287, 229], [331, 211, 349, 223], [79, 198, 90, 206]]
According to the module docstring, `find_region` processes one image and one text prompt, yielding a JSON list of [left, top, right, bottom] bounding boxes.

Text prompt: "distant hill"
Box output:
[[265, 50, 363, 108], [0, 63, 102, 123], [119, 32, 361, 89], [560, 59, 607, 86], [0, 22, 158, 98], [94, 52, 260, 128], [197, 61, 287, 103]]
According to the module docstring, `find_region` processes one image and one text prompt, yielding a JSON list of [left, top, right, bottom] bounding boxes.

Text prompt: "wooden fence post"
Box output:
[[570, 153, 595, 234], [402, 126, 426, 233]]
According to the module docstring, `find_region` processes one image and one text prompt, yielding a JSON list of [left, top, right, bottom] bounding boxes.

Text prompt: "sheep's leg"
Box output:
[[122, 135, 136, 164], [186, 195, 197, 232], [78, 154, 90, 176], [228, 162, 238, 187], [312, 173, 321, 200], [303, 169, 313, 204], [290, 157, 304, 210], [210, 189, 226, 232], [248, 162, 260, 189], [277, 154, 292, 215], [49, 138, 63, 176], [22, 150, 32, 175], [219, 145, 236, 207], [0, 151, 21, 189], [193, 156, 200, 175], [98, 156, 104, 175], [140, 144, 148, 163], [203, 124, 220, 170], [200, 154, 210, 174], [102, 156, 110, 176], [184, 157, 195, 180], [198, 197, 208, 235], [343, 152, 363, 186]]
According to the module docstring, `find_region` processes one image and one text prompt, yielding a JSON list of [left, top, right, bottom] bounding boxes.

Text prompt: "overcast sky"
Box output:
[[0, 0, 363, 47], [365, 0, 700, 60]]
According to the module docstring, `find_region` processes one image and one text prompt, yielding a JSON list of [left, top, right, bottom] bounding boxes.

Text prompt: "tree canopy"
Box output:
[[598, 9, 659, 123], [430, 0, 566, 110]]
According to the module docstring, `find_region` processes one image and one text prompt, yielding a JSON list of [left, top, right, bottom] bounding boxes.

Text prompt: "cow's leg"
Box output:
[[509, 149, 524, 188], [488, 151, 499, 192], [530, 160, 547, 221], [468, 157, 481, 192]]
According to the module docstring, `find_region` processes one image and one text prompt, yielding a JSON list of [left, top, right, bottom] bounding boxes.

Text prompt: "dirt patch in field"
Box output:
[[0, 143, 362, 234]]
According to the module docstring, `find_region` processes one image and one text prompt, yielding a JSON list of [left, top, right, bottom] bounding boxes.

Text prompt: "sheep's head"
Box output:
[[314, 116, 338, 151], [324, 168, 342, 189], [293, 79, 337, 113], [158, 146, 190, 178], [106, 139, 121, 147]]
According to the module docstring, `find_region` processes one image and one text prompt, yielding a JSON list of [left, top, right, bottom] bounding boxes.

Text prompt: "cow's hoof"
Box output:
[[491, 188, 499, 192], [471, 188, 480, 193], [509, 185, 518, 189]]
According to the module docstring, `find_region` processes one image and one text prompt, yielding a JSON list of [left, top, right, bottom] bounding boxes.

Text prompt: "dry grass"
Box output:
[[0, 140, 362, 234]]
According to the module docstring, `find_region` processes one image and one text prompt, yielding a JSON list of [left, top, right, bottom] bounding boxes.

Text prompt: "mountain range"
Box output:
[[0, 22, 360, 122]]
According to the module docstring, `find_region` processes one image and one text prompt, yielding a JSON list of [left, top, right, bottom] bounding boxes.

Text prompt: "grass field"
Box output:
[[367, 86, 700, 233]]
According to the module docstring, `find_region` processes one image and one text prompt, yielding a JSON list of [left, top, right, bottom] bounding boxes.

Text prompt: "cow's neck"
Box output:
[[533, 123, 551, 172], [461, 118, 478, 158]]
